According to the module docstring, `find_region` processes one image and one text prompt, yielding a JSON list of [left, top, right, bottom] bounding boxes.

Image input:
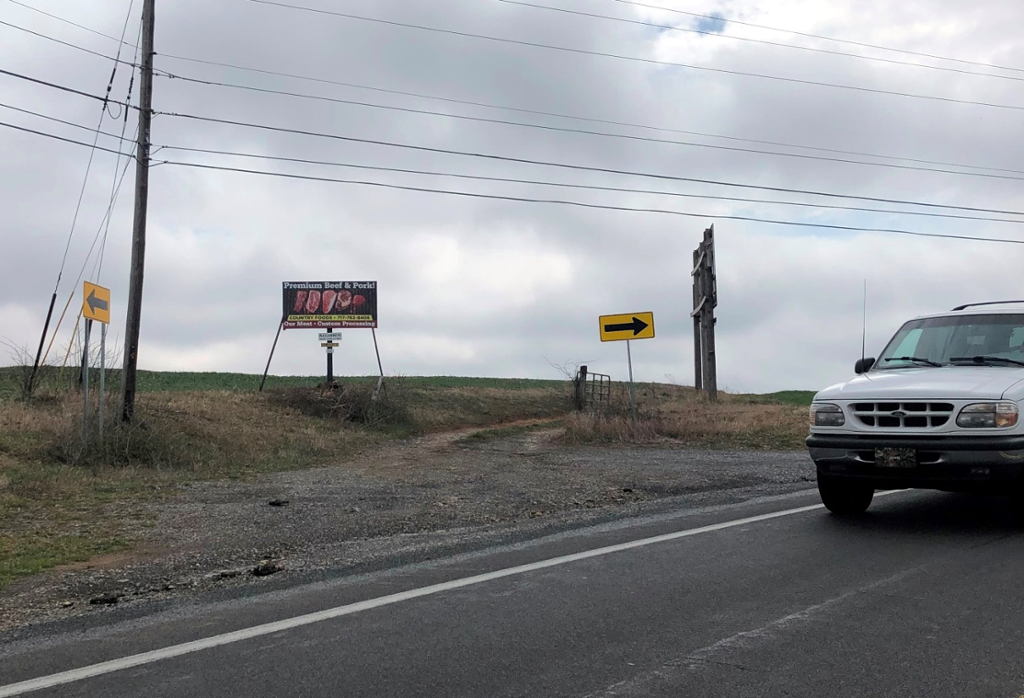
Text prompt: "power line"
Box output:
[[156, 159, 1024, 247], [11, 3, 1019, 176], [501, 0, 1024, 84], [154, 109, 1024, 217], [0, 67, 127, 107], [0, 101, 133, 142], [158, 68, 1024, 183], [605, 0, 1024, 75], [249, 0, 1024, 113], [96, 6, 141, 282], [0, 19, 133, 66], [151, 54, 1023, 176], [6, 0, 124, 43], [0, 120, 134, 158], [158, 144, 1024, 226], [51, 0, 136, 295]]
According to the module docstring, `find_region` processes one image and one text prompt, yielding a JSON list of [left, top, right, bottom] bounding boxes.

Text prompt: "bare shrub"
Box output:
[[265, 378, 412, 431]]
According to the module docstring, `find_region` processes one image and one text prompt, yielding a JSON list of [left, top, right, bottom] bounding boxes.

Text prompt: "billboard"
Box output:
[[282, 281, 378, 329]]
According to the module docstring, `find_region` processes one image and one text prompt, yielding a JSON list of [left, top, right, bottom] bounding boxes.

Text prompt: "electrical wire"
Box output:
[[154, 109, 1024, 217], [6, 0, 122, 43], [158, 144, 1024, 226], [155, 159, 1024, 246], [500, 0, 1024, 83], [249, 0, 1024, 113], [11, 1, 1020, 175], [0, 101, 133, 142], [0, 67, 126, 107], [95, 20, 143, 283], [0, 120, 134, 158], [0, 19, 133, 66], [158, 68, 1024, 183], [604, 0, 1024, 75], [150, 55, 1024, 176]]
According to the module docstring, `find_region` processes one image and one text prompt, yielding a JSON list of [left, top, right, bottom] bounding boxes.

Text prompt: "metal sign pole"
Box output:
[[99, 323, 106, 439], [626, 339, 637, 430], [371, 328, 385, 400], [82, 319, 92, 441], [326, 328, 335, 386], [259, 315, 286, 392]]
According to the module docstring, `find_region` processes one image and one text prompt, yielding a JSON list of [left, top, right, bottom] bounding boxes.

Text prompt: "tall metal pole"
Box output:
[[99, 323, 106, 439], [626, 339, 637, 430], [120, 0, 155, 423], [82, 319, 92, 441]]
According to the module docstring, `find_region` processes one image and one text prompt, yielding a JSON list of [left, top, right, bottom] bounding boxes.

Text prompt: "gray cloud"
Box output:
[[3, 0, 1024, 394]]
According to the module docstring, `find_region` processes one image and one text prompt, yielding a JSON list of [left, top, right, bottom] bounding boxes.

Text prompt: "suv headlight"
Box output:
[[810, 403, 845, 427], [956, 402, 1019, 429]]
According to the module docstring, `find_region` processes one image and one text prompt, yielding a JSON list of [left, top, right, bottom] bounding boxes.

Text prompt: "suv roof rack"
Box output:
[[951, 300, 1024, 311]]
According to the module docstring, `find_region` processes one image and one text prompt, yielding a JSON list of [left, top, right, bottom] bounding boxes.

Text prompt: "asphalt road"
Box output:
[[2, 488, 1024, 697]]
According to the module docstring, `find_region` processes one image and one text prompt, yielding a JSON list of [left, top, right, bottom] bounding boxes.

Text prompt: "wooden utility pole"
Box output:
[[691, 225, 718, 401], [120, 0, 155, 423]]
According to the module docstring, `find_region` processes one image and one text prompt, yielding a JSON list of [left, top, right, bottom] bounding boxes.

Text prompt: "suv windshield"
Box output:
[[876, 313, 1024, 369]]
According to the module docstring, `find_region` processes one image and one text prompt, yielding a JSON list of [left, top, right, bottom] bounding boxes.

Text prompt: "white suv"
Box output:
[[807, 302, 1024, 515]]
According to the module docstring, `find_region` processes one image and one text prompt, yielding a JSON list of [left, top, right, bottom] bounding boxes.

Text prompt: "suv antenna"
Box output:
[[861, 280, 867, 365]]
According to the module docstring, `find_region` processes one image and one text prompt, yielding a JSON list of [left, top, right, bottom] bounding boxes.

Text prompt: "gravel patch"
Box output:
[[0, 428, 814, 632]]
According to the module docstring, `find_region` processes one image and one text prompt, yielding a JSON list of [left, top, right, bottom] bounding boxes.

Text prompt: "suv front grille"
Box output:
[[851, 402, 954, 429]]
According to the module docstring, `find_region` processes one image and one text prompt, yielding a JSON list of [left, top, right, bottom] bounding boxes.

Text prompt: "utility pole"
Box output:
[[691, 225, 718, 401], [121, 0, 155, 422]]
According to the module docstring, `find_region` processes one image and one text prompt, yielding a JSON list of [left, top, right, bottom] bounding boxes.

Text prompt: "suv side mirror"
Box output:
[[855, 357, 876, 374]]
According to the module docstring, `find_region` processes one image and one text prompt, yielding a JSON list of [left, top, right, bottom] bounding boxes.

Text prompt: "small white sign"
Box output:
[[318, 332, 343, 342]]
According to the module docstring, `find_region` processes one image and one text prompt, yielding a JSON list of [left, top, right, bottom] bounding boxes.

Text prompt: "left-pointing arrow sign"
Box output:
[[87, 289, 108, 313], [82, 281, 111, 323]]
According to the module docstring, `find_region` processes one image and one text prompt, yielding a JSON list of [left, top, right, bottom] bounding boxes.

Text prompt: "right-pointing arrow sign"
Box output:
[[604, 316, 649, 336], [599, 311, 655, 342]]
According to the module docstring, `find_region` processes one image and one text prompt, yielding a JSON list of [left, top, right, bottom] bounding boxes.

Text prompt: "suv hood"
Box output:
[[816, 366, 1024, 401]]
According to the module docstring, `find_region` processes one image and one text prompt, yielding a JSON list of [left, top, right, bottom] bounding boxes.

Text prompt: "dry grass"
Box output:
[[562, 383, 809, 450], [0, 378, 570, 589], [0, 373, 807, 589]]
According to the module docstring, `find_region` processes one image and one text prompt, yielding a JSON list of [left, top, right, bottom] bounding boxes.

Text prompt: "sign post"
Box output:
[[82, 319, 92, 441], [98, 321, 105, 433], [599, 311, 656, 430], [82, 282, 111, 441]]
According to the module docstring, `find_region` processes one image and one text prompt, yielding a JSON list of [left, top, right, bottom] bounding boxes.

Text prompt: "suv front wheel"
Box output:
[[817, 473, 874, 515]]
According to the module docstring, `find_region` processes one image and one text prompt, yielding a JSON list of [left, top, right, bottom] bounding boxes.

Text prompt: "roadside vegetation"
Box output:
[[0, 367, 810, 589], [561, 384, 811, 450]]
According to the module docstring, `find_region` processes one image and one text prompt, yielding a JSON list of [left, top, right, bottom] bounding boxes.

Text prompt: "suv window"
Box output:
[[877, 313, 1024, 368]]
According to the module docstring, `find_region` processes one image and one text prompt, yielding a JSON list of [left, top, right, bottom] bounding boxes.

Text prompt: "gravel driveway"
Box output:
[[0, 428, 815, 633]]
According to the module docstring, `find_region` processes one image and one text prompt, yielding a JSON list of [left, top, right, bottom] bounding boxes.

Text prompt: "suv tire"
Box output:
[[817, 474, 874, 515]]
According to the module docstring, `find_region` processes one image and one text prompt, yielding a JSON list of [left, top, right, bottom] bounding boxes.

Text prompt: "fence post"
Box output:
[[575, 365, 588, 411]]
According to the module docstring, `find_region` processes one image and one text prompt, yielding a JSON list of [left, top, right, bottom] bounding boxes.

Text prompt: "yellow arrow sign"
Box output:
[[599, 311, 655, 342], [82, 281, 111, 324]]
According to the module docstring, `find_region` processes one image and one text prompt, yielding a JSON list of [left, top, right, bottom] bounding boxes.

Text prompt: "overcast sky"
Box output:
[[3, 0, 1024, 392]]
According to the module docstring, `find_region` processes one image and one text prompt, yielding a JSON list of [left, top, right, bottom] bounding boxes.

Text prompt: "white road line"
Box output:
[[0, 493, 902, 697]]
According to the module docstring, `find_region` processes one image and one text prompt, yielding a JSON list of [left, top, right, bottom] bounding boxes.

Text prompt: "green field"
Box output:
[[0, 367, 565, 397]]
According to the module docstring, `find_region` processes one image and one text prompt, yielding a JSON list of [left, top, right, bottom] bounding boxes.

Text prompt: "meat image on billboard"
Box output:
[[282, 281, 378, 329]]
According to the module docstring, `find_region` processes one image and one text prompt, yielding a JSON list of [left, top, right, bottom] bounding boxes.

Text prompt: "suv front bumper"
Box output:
[[807, 433, 1024, 491]]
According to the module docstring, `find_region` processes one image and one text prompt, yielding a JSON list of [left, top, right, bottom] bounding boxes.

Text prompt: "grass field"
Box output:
[[0, 369, 810, 589]]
